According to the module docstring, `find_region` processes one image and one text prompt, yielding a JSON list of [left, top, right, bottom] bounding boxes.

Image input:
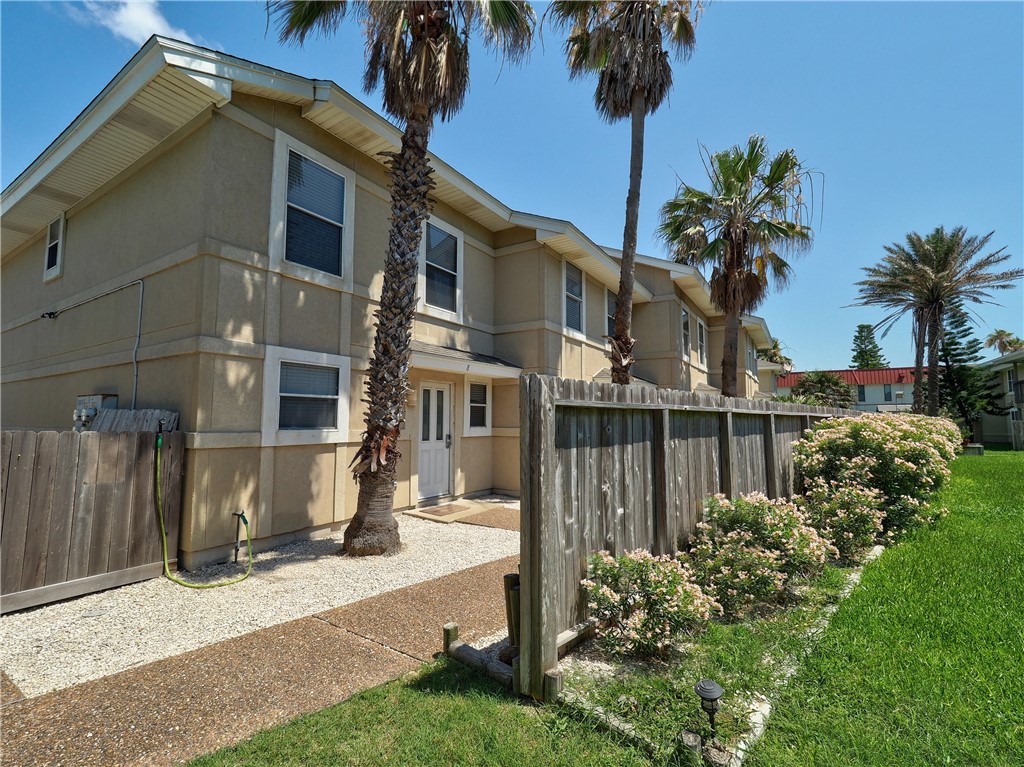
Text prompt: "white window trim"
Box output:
[[562, 259, 586, 340], [43, 214, 65, 283], [606, 288, 616, 339], [696, 318, 709, 370], [417, 215, 464, 324], [463, 377, 492, 437], [261, 345, 351, 447], [269, 130, 356, 293]]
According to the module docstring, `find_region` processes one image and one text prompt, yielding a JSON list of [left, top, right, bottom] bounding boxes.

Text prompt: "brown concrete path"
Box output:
[[0, 555, 518, 767]]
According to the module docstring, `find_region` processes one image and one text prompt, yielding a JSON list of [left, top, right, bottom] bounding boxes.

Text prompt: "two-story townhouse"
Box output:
[[777, 367, 917, 412], [1, 38, 777, 567], [978, 350, 1024, 447]]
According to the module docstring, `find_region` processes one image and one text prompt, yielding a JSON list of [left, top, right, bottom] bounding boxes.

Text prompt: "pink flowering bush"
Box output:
[[582, 549, 720, 657], [683, 529, 787, 619], [802, 479, 884, 561], [793, 413, 960, 534], [701, 493, 836, 577]]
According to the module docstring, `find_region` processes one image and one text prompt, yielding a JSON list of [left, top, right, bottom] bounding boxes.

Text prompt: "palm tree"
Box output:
[[985, 329, 1024, 355], [854, 227, 1023, 416], [547, 1, 700, 384], [657, 135, 813, 397], [272, 1, 534, 555]]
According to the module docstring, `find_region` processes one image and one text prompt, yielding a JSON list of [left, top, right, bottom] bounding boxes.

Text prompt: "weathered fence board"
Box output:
[[518, 374, 859, 700], [0, 430, 184, 613]]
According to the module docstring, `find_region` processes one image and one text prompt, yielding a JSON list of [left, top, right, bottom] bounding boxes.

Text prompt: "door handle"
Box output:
[[445, 434, 452, 449]]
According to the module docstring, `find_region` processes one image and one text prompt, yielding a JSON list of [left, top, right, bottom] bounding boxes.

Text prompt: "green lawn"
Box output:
[[747, 451, 1024, 767], [189, 451, 1023, 767], [187, 657, 649, 767]]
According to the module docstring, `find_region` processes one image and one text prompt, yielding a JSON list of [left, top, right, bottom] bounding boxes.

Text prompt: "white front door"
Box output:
[[418, 383, 452, 499]]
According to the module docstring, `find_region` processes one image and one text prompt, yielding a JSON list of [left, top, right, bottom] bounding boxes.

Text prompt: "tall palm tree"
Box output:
[[272, 1, 534, 555], [855, 227, 1023, 416], [547, 1, 700, 384], [985, 329, 1024, 355], [657, 135, 813, 397]]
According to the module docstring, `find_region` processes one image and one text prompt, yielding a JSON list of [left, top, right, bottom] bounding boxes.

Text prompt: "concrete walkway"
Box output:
[[1, 514, 520, 767]]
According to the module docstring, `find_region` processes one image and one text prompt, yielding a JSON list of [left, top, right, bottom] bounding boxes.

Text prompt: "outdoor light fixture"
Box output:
[[694, 678, 724, 741]]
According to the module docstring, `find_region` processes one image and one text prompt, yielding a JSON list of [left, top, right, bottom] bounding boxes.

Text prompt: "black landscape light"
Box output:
[[694, 678, 724, 740]]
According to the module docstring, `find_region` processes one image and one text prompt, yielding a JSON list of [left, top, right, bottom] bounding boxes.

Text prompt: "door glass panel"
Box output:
[[436, 389, 444, 441], [422, 389, 431, 441]]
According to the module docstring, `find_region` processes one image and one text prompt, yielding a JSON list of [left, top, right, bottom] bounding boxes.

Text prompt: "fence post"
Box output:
[[718, 411, 734, 497], [763, 413, 778, 498], [518, 374, 560, 701], [652, 408, 673, 555]]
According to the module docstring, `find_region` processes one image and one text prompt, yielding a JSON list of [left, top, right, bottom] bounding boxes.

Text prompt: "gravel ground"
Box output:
[[0, 514, 518, 698]]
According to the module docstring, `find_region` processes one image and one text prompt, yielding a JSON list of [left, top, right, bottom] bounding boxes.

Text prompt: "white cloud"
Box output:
[[75, 1, 196, 46]]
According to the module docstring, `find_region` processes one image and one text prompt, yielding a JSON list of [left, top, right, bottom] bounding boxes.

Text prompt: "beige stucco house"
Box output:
[[978, 350, 1024, 447], [1, 38, 776, 567]]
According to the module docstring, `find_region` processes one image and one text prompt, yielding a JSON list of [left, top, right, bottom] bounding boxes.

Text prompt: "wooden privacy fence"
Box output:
[[1, 430, 184, 613], [517, 374, 859, 700]]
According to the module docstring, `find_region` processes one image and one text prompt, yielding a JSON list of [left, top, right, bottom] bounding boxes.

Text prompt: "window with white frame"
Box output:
[[681, 307, 691, 357], [424, 222, 459, 312], [565, 262, 584, 333], [697, 319, 707, 366], [884, 383, 893, 402], [746, 338, 757, 373], [279, 362, 339, 429], [463, 380, 492, 436], [44, 215, 65, 281], [269, 131, 355, 287], [261, 346, 351, 446], [285, 151, 345, 275], [606, 290, 616, 337]]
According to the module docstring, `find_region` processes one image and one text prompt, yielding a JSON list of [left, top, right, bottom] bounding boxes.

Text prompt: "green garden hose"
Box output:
[[155, 432, 253, 589]]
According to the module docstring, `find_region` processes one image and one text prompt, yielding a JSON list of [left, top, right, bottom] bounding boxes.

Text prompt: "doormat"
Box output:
[[404, 503, 478, 524]]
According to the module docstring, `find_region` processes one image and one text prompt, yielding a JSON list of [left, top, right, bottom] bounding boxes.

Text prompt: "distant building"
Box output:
[[977, 350, 1024, 447], [777, 367, 917, 412]]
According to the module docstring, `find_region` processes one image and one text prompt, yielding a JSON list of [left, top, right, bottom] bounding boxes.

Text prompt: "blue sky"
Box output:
[[3, 1, 1022, 370]]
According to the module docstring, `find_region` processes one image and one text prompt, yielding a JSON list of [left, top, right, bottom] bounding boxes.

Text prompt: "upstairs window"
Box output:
[[425, 223, 458, 312], [279, 362, 339, 429], [565, 262, 583, 332], [681, 308, 691, 357], [285, 150, 345, 276], [697, 320, 707, 366], [44, 215, 65, 281], [857, 384, 866, 402], [607, 290, 616, 337]]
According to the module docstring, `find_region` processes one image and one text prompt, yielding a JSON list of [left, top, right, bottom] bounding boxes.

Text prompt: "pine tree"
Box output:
[[939, 304, 1007, 440], [850, 324, 889, 369]]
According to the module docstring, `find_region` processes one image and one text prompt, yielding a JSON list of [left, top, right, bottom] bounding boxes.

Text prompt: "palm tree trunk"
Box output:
[[343, 111, 434, 556], [912, 308, 925, 414], [610, 90, 645, 385], [926, 308, 943, 417], [722, 311, 740, 398]]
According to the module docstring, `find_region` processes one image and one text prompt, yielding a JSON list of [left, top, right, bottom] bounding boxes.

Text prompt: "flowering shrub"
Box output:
[[582, 549, 719, 656], [802, 479, 884, 561], [683, 529, 787, 619], [793, 413, 960, 534], [702, 493, 836, 577]]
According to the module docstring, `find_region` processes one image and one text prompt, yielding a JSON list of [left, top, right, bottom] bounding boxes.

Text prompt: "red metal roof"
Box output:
[[777, 367, 917, 388]]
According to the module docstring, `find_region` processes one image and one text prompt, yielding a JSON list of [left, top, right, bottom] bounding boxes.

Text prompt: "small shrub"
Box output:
[[802, 479, 885, 561], [702, 493, 836, 577], [793, 413, 960, 535], [582, 549, 719, 657], [683, 528, 787, 619]]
